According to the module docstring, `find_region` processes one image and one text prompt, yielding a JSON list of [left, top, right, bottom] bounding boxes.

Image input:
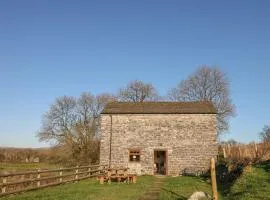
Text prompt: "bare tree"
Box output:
[[37, 92, 115, 164], [77, 92, 95, 123], [259, 125, 270, 142], [220, 139, 239, 145], [71, 120, 100, 164], [77, 92, 115, 119], [93, 93, 116, 117], [37, 96, 77, 144], [168, 66, 235, 134], [76, 92, 115, 138], [118, 80, 159, 102]]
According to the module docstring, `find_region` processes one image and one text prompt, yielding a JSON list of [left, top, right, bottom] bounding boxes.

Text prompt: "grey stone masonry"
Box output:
[[100, 114, 217, 176]]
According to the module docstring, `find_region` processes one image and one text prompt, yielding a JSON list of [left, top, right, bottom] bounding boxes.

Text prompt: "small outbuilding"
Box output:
[[99, 101, 217, 176]]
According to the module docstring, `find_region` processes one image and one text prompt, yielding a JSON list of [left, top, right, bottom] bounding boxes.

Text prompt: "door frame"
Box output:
[[153, 149, 168, 175]]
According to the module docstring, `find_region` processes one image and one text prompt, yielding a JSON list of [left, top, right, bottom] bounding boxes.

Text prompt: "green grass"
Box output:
[[159, 176, 223, 200], [225, 163, 270, 200], [0, 163, 60, 172], [1, 176, 156, 200], [2, 162, 269, 200]]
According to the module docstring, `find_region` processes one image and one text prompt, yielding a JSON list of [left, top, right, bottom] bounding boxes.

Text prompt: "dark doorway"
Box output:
[[154, 150, 167, 175]]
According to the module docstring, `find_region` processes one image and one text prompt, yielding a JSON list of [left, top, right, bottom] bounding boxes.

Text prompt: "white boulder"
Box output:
[[188, 191, 211, 200]]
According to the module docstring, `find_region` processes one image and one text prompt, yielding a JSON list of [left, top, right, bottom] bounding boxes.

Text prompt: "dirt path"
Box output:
[[139, 177, 164, 200]]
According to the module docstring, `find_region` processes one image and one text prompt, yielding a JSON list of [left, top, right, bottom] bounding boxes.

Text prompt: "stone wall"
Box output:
[[100, 114, 217, 176]]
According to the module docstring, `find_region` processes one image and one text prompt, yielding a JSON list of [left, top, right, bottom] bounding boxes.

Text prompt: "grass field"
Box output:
[[0, 163, 60, 172], [1, 175, 220, 200], [159, 176, 221, 200], [1, 162, 269, 200], [1, 176, 156, 200]]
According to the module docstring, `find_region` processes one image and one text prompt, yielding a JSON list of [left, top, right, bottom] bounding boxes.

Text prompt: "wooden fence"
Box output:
[[220, 142, 270, 162], [0, 164, 108, 197]]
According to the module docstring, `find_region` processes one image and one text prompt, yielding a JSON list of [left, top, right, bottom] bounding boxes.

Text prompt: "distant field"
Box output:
[[0, 163, 60, 172]]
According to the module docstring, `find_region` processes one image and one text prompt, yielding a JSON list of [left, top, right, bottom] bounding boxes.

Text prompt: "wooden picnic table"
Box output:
[[97, 167, 136, 184]]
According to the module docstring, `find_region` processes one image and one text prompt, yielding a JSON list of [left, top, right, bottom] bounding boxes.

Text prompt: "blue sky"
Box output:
[[0, 0, 270, 147]]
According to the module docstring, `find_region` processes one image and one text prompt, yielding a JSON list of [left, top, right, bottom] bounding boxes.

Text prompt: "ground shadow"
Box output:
[[197, 162, 244, 198], [216, 160, 270, 198], [254, 160, 270, 172], [216, 162, 244, 196]]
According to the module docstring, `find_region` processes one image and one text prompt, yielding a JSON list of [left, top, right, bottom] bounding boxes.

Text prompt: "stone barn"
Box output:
[[99, 102, 217, 176]]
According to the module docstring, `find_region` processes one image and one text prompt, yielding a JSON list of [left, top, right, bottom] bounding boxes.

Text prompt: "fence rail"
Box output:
[[0, 164, 108, 197], [220, 141, 270, 161]]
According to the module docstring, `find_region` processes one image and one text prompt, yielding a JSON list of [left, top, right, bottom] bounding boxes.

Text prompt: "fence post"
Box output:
[[254, 143, 258, 158], [59, 168, 63, 183], [222, 147, 226, 159], [227, 144, 231, 157], [75, 166, 79, 183], [88, 167, 91, 178], [210, 158, 218, 200], [21, 174, 25, 182], [2, 177, 7, 194], [238, 146, 241, 159], [37, 169, 41, 187]]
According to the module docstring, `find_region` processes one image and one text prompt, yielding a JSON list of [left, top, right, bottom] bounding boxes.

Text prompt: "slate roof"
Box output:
[[101, 101, 216, 114]]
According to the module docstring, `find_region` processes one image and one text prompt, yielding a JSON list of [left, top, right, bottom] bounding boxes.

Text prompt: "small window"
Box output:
[[129, 150, 141, 162]]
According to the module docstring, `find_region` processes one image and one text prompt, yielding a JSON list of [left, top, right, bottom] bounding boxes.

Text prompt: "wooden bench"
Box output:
[[97, 168, 136, 184], [127, 174, 136, 183]]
